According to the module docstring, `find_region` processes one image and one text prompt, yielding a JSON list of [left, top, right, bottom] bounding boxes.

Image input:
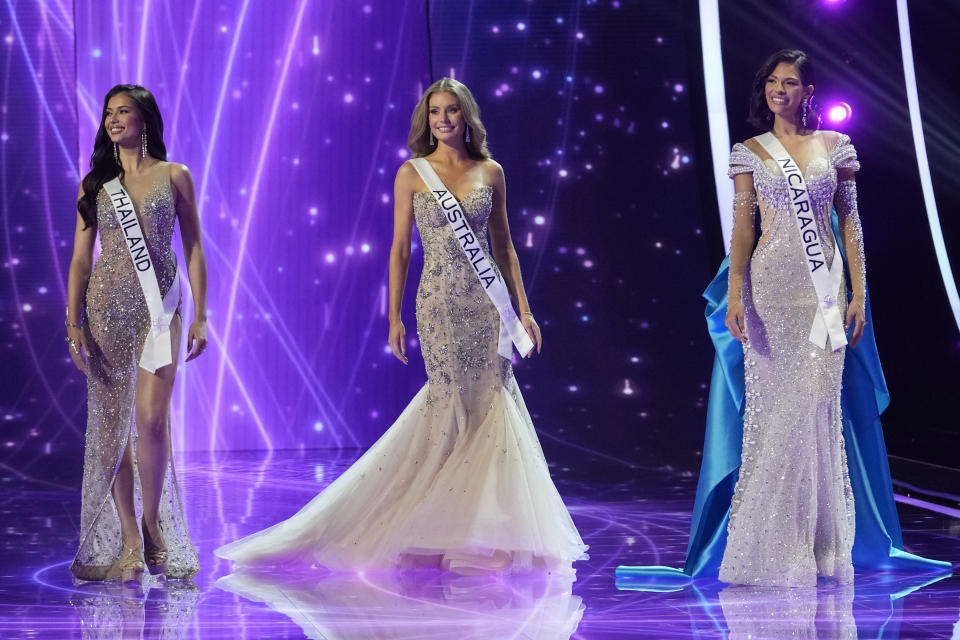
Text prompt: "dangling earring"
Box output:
[[140, 127, 148, 159], [114, 142, 119, 165], [465, 126, 471, 144], [429, 130, 435, 145], [801, 97, 808, 128]]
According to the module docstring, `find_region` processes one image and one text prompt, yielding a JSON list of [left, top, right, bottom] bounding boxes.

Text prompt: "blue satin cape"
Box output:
[[617, 209, 951, 583]]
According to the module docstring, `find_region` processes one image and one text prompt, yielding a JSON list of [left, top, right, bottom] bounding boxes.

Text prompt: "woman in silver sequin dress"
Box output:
[[66, 85, 208, 585], [216, 78, 587, 575], [720, 50, 867, 586]]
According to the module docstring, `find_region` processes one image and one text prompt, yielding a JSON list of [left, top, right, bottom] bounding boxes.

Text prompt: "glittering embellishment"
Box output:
[[213, 182, 588, 575], [727, 192, 758, 297], [835, 180, 866, 301], [414, 186, 513, 411], [71, 168, 199, 581], [719, 138, 859, 587], [732, 192, 758, 223]]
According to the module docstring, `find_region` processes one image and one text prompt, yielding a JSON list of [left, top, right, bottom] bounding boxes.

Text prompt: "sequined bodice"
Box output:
[[412, 186, 511, 399], [736, 145, 839, 261], [414, 186, 496, 267], [86, 174, 178, 319]]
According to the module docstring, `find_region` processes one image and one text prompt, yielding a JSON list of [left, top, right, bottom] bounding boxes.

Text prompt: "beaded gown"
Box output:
[[70, 165, 199, 581], [719, 133, 864, 587], [216, 185, 587, 574]]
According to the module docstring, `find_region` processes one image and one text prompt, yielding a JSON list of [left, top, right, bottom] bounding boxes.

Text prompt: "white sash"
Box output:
[[104, 177, 180, 373], [409, 158, 533, 359], [756, 132, 846, 351]]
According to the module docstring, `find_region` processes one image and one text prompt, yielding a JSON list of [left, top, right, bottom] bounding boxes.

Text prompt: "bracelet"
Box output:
[[521, 311, 534, 318], [65, 307, 82, 329]]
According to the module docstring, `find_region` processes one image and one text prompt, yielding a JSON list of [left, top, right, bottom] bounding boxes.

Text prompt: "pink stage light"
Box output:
[[826, 101, 852, 124]]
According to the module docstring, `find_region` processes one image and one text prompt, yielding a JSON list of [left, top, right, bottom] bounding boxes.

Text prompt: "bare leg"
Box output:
[[111, 438, 142, 547], [135, 314, 182, 548]]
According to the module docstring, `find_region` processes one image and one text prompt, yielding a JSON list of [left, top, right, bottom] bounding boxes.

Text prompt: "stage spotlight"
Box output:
[[824, 0, 847, 5], [826, 101, 852, 125]]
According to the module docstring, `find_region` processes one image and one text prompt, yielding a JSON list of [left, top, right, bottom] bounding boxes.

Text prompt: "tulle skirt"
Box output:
[[215, 379, 588, 575]]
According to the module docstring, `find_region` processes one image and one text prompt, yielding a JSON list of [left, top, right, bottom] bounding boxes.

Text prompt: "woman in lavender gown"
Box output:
[[216, 78, 587, 576], [719, 49, 866, 586]]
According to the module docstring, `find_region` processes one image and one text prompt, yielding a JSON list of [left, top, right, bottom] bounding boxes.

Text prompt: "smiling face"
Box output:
[[103, 93, 145, 147], [428, 91, 465, 143], [765, 62, 812, 122]]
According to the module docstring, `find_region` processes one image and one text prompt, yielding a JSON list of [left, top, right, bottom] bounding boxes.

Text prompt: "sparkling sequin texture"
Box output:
[[835, 180, 867, 300], [731, 192, 758, 225], [214, 183, 587, 574], [719, 135, 862, 587], [71, 167, 199, 581], [413, 186, 512, 410]]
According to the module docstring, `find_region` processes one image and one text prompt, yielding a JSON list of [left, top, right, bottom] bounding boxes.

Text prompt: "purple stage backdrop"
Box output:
[[2, 1, 958, 483], [75, 1, 438, 453], [4, 0, 721, 463], [6, 1, 441, 454]]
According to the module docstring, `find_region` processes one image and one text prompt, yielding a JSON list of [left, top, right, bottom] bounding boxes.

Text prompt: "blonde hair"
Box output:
[[407, 78, 491, 160]]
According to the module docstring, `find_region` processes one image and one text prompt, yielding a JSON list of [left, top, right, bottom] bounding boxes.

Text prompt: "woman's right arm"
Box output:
[[725, 172, 758, 343], [387, 163, 416, 364], [66, 186, 97, 372]]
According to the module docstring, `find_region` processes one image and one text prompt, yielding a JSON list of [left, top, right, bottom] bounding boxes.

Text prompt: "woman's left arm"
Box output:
[[172, 163, 208, 362], [835, 166, 866, 347], [486, 161, 541, 356]]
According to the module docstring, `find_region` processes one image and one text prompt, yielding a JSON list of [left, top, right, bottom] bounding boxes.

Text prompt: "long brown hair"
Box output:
[[77, 84, 167, 229], [407, 78, 491, 160]]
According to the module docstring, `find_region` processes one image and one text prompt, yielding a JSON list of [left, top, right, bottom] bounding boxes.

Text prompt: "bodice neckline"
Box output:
[[734, 141, 835, 184], [414, 185, 493, 205]]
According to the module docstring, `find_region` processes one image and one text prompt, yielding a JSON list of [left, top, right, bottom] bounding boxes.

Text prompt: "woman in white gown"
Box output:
[[216, 78, 587, 575]]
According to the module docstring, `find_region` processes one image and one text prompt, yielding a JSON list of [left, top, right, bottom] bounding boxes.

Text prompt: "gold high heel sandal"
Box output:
[[107, 541, 145, 587], [142, 518, 167, 576]]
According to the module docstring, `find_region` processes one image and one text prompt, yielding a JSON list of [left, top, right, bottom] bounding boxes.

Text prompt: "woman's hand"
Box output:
[[184, 319, 208, 362], [66, 325, 88, 374], [388, 319, 407, 364], [725, 300, 747, 343], [845, 298, 866, 348], [521, 313, 542, 357]]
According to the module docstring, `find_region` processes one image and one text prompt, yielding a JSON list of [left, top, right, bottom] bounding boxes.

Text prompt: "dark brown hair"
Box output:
[[747, 49, 819, 131], [77, 85, 167, 229]]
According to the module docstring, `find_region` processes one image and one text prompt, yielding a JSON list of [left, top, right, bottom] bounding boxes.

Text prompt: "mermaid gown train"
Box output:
[[216, 185, 587, 574]]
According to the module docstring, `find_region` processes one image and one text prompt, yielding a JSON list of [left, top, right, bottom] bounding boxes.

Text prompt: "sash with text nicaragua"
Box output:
[[756, 132, 846, 351]]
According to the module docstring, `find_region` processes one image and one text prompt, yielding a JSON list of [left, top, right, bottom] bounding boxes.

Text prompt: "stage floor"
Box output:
[[1, 448, 957, 639]]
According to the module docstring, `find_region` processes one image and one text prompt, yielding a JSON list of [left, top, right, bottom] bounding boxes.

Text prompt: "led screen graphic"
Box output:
[[2, 0, 957, 480], [2, 1, 716, 469]]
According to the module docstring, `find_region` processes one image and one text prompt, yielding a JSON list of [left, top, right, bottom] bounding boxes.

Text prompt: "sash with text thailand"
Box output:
[[756, 132, 846, 351], [104, 177, 181, 373], [410, 158, 533, 359]]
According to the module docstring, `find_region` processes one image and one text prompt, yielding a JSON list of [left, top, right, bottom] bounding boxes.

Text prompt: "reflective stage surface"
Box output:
[[2, 449, 957, 639]]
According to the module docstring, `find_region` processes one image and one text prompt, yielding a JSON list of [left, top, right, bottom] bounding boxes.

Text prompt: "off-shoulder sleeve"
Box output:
[[728, 143, 756, 178], [830, 133, 860, 171]]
